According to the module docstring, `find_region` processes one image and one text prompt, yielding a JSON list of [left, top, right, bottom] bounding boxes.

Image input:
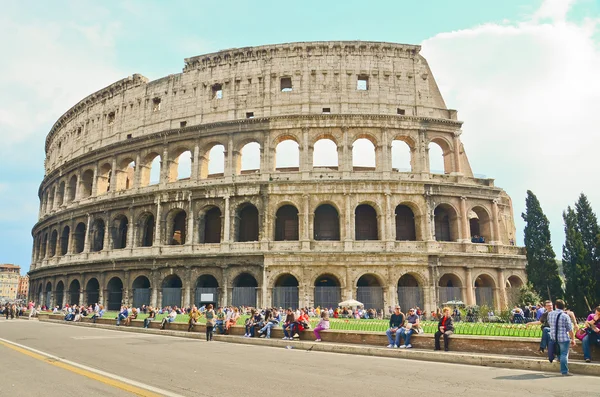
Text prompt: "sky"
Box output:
[[1, 0, 599, 273]]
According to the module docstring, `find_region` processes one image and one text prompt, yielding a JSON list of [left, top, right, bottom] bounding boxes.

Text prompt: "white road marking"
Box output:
[[71, 334, 156, 340], [0, 336, 185, 397]]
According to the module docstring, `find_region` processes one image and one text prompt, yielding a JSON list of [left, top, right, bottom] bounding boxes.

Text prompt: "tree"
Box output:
[[562, 205, 595, 315], [521, 190, 563, 300], [574, 193, 600, 306]]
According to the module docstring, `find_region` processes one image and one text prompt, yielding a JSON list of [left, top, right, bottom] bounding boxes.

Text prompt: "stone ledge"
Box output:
[[39, 313, 599, 361], [37, 317, 600, 377]]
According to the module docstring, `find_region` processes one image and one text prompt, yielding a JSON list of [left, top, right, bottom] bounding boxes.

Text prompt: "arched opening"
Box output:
[[506, 275, 524, 307], [112, 215, 129, 249], [97, 163, 112, 193], [49, 230, 58, 257], [74, 223, 86, 254], [37, 284, 43, 307], [132, 276, 151, 307], [206, 144, 225, 178], [438, 274, 463, 305], [352, 138, 376, 171], [275, 139, 299, 171], [232, 273, 257, 307], [57, 181, 65, 207], [55, 282, 64, 309], [47, 186, 55, 211], [236, 204, 259, 242], [272, 274, 299, 309], [41, 233, 48, 258], [198, 207, 221, 244], [474, 274, 495, 307], [434, 204, 459, 242], [168, 210, 187, 245], [139, 213, 155, 247], [313, 139, 338, 169], [314, 204, 340, 241], [428, 142, 445, 174], [239, 142, 260, 174], [90, 219, 105, 252], [161, 275, 183, 307], [469, 206, 492, 243], [106, 277, 123, 311], [314, 274, 341, 309], [395, 205, 416, 241], [391, 140, 412, 172], [170, 150, 192, 181], [355, 204, 378, 240], [356, 274, 383, 310], [81, 170, 93, 198], [116, 159, 135, 190], [45, 282, 53, 308], [397, 274, 423, 311], [60, 226, 70, 256], [67, 175, 77, 202], [275, 205, 299, 241], [85, 278, 100, 306], [195, 275, 219, 307], [140, 153, 161, 186], [68, 280, 80, 306]]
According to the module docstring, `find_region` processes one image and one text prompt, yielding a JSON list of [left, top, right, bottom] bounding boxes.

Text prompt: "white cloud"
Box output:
[[421, 0, 600, 254]]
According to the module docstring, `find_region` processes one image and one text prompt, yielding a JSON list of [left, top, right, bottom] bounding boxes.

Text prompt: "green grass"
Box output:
[[41, 311, 571, 338]]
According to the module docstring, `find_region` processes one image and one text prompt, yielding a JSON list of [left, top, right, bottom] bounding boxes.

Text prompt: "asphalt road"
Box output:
[[0, 318, 598, 397]]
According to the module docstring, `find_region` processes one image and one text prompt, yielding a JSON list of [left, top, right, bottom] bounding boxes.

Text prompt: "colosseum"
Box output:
[[29, 41, 527, 313]]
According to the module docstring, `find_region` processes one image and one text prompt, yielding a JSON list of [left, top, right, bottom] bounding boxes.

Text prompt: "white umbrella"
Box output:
[[338, 299, 364, 308]]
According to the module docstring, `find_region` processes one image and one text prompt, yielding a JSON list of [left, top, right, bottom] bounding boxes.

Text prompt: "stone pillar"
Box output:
[[300, 127, 312, 176], [497, 268, 506, 310], [183, 268, 192, 308], [102, 214, 110, 251], [110, 158, 118, 192], [83, 214, 92, 253], [344, 194, 353, 250], [301, 194, 310, 251], [460, 196, 469, 243], [191, 143, 200, 181], [341, 127, 351, 175], [186, 195, 194, 246], [345, 266, 353, 300], [160, 146, 169, 185], [155, 198, 162, 245], [491, 199, 501, 244], [385, 193, 394, 248], [465, 267, 474, 306], [224, 135, 234, 178], [381, 128, 392, 174], [452, 132, 462, 174], [223, 195, 231, 243]]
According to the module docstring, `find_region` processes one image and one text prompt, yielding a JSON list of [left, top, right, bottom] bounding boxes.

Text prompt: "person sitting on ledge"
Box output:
[[313, 310, 330, 342], [115, 306, 129, 326], [398, 308, 420, 348], [91, 305, 104, 324], [224, 307, 240, 335], [434, 307, 454, 351], [144, 306, 156, 328], [214, 307, 225, 334], [161, 307, 177, 330], [124, 307, 138, 326], [385, 306, 405, 348], [259, 308, 280, 338], [188, 306, 199, 332], [282, 308, 297, 340]]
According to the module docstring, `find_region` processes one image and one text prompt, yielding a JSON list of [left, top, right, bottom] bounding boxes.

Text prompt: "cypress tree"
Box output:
[[562, 206, 595, 315], [521, 190, 563, 300], [574, 193, 600, 306]]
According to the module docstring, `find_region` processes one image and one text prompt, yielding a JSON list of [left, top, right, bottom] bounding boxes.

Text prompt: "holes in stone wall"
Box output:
[[280, 77, 292, 92], [357, 75, 368, 90]]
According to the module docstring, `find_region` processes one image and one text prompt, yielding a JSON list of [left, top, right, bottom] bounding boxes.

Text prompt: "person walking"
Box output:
[[547, 299, 576, 376], [205, 304, 216, 341]]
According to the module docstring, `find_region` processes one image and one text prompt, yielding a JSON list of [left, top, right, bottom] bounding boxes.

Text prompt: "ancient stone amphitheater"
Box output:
[[29, 41, 526, 313]]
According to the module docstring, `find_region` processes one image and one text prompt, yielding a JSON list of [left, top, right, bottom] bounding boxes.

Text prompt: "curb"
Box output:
[[38, 318, 600, 377]]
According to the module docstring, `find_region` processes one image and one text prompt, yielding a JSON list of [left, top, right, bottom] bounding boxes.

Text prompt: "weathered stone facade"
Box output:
[[29, 41, 526, 312]]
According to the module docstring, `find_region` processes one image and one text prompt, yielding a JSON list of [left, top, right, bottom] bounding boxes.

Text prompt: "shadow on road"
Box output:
[[494, 373, 561, 381]]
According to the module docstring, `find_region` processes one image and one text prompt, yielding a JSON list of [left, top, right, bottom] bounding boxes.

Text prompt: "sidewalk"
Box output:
[[36, 317, 600, 377]]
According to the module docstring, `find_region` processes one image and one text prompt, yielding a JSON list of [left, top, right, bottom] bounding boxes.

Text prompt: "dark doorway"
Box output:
[[237, 204, 259, 242], [161, 275, 183, 307], [195, 275, 219, 307], [355, 204, 378, 240], [272, 274, 299, 309], [275, 205, 299, 241], [232, 273, 257, 307], [314, 275, 341, 309], [200, 207, 221, 243], [86, 278, 100, 306], [314, 204, 340, 240], [141, 214, 154, 247], [132, 276, 151, 307], [395, 205, 416, 241], [107, 277, 123, 311]]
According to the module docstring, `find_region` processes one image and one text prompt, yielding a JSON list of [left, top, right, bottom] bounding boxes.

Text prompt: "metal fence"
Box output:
[[397, 287, 423, 311], [107, 291, 122, 310], [195, 288, 218, 307], [86, 291, 99, 306], [272, 287, 299, 309], [438, 287, 462, 304], [475, 287, 494, 306], [314, 286, 341, 309], [133, 288, 151, 307], [51, 291, 60, 308], [161, 288, 182, 308], [356, 286, 384, 310], [232, 287, 256, 307]]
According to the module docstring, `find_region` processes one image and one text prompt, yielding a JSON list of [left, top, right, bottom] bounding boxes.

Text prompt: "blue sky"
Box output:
[[1, 0, 599, 273]]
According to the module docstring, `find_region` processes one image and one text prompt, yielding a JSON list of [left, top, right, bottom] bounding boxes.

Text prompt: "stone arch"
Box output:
[[97, 162, 112, 194], [166, 145, 193, 182], [428, 137, 454, 174], [141, 151, 162, 186], [54, 281, 64, 308], [314, 273, 342, 309], [391, 138, 413, 172], [438, 273, 464, 304], [138, 212, 155, 247], [60, 225, 70, 256], [115, 157, 135, 190], [132, 275, 151, 307], [56, 180, 66, 206], [356, 273, 384, 310], [41, 232, 48, 259], [111, 214, 129, 249], [80, 169, 94, 198], [313, 137, 338, 168], [275, 204, 299, 241], [505, 274, 525, 307], [198, 205, 222, 244], [469, 205, 492, 243], [85, 278, 100, 306], [106, 277, 123, 311], [161, 274, 183, 308], [195, 274, 220, 307], [48, 229, 58, 257], [232, 272, 258, 307], [274, 135, 300, 171], [434, 203, 459, 242], [67, 174, 78, 202], [355, 203, 378, 240], [200, 142, 226, 179], [237, 141, 261, 175], [474, 273, 496, 307], [506, 274, 525, 288], [47, 185, 55, 211], [314, 203, 340, 241], [90, 218, 106, 252], [395, 204, 416, 241], [68, 279, 81, 306], [45, 281, 53, 308], [235, 202, 259, 242], [165, 208, 187, 245], [397, 273, 424, 311], [272, 273, 299, 309], [74, 222, 86, 253], [352, 137, 377, 170]]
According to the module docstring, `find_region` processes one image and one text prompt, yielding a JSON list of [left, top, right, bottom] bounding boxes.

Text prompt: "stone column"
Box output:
[[345, 266, 353, 300], [344, 193, 353, 250], [452, 131, 462, 174], [160, 146, 169, 185], [465, 267, 474, 306], [191, 143, 200, 181], [341, 127, 351, 175], [491, 199, 501, 244], [155, 198, 162, 245], [497, 268, 506, 309], [186, 194, 194, 246], [102, 213, 110, 251], [110, 158, 118, 192], [385, 193, 394, 249], [127, 208, 135, 248], [83, 214, 92, 253], [133, 153, 142, 188], [301, 194, 310, 251], [183, 268, 192, 308], [300, 127, 312, 176], [222, 195, 231, 243], [460, 196, 469, 242]]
